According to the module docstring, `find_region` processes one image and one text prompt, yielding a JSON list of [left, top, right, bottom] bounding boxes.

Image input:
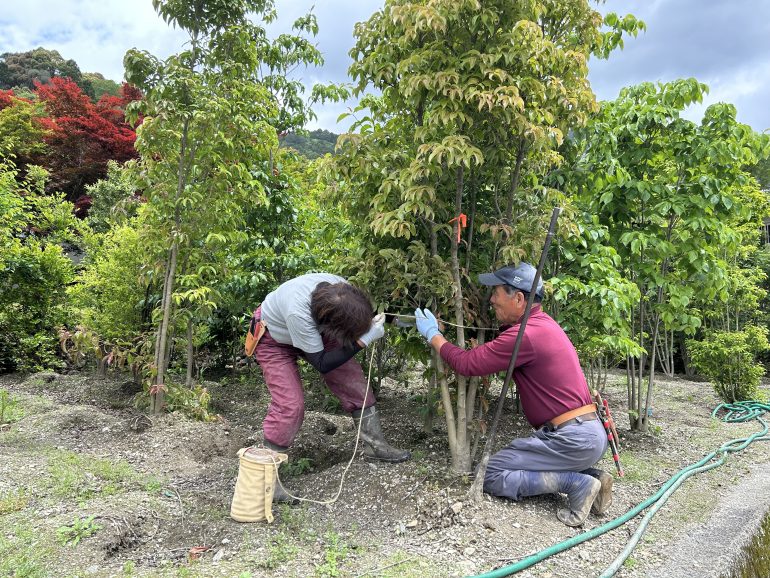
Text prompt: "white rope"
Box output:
[[260, 311, 499, 506], [265, 345, 377, 506], [385, 312, 499, 332]]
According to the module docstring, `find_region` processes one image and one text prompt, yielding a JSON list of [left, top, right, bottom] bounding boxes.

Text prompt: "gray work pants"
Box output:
[[483, 418, 607, 500]]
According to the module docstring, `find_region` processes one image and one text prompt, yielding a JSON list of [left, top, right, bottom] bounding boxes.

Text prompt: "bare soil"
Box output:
[[1, 366, 769, 578]]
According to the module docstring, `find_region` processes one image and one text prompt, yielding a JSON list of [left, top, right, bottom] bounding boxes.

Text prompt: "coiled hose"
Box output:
[[470, 400, 770, 578]]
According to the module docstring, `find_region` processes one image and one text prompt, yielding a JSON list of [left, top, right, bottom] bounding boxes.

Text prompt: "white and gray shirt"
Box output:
[[260, 273, 346, 354]]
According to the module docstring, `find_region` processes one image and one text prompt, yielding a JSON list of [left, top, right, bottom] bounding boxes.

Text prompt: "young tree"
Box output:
[[123, 0, 326, 413], [0, 90, 48, 161], [329, 0, 642, 473], [564, 79, 770, 431]]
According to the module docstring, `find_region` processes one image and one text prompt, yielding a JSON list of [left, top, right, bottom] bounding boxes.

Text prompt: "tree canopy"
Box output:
[[0, 47, 94, 98]]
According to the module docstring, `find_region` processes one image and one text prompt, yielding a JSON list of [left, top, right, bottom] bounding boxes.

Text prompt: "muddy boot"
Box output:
[[519, 471, 600, 527], [555, 472, 601, 527], [352, 406, 411, 463], [263, 441, 298, 505], [582, 467, 613, 515]]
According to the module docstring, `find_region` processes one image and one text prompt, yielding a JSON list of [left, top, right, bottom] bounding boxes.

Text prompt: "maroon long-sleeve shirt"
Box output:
[[439, 304, 592, 429]]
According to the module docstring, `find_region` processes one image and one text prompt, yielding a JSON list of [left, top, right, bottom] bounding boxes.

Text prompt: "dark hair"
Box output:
[[310, 282, 374, 347], [501, 284, 542, 304]]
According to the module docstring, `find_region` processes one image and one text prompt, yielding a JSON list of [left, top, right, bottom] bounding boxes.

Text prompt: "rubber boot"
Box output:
[[582, 467, 613, 515], [351, 406, 411, 463], [263, 441, 298, 505], [519, 471, 600, 527]]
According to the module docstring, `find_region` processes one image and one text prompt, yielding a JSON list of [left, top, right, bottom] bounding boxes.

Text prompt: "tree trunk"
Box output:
[[151, 117, 191, 414], [449, 166, 471, 474], [434, 351, 458, 459], [151, 241, 178, 414], [186, 317, 194, 388], [505, 138, 526, 225], [423, 370, 437, 434], [464, 175, 477, 272]]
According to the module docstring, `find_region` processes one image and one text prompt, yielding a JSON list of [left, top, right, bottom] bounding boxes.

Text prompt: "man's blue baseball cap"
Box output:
[[478, 262, 544, 298]]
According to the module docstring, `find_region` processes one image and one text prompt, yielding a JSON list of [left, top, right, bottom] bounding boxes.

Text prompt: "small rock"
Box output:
[[406, 519, 418, 528], [213, 549, 225, 563], [579, 550, 591, 561], [464, 546, 476, 556], [451, 501, 463, 515]]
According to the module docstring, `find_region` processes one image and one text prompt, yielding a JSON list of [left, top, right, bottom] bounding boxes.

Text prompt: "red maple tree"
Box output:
[[34, 77, 140, 204], [0, 89, 16, 110]]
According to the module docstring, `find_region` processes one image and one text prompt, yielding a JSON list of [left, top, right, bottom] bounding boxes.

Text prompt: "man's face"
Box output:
[[489, 285, 525, 324]]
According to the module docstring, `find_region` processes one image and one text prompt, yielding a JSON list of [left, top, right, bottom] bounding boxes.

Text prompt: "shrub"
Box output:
[[0, 161, 80, 373], [687, 326, 770, 402]]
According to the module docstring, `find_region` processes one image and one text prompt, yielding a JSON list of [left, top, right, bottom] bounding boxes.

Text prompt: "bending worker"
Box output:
[[249, 273, 410, 502], [414, 263, 612, 527]]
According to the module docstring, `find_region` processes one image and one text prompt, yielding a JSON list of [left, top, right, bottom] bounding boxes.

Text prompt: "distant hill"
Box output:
[[280, 129, 339, 159]]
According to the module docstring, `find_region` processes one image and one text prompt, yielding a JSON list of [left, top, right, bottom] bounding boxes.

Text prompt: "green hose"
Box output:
[[469, 400, 770, 578]]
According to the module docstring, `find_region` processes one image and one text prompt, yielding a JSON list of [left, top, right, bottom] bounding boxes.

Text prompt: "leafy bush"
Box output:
[[135, 382, 217, 422], [0, 161, 80, 373], [687, 326, 770, 402]]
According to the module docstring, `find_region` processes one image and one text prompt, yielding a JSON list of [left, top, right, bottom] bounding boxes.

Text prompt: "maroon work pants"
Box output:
[[253, 309, 375, 447]]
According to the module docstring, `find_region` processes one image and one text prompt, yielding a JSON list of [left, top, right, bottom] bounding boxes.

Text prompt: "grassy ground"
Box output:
[[0, 369, 768, 578]]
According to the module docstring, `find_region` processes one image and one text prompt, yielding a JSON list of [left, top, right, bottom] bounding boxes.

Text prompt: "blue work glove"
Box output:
[[359, 313, 386, 347], [414, 308, 442, 342]]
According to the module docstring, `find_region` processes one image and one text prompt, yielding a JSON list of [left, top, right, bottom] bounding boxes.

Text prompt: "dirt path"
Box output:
[[1, 369, 768, 577]]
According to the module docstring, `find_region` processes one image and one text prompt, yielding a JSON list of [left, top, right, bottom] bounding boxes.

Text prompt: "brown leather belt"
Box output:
[[545, 403, 598, 431]]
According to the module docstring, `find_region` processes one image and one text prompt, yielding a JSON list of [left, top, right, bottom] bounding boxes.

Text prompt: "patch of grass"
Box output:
[[277, 503, 315, 542], [56, 515, 102, 546], [411, 449, 426, 461], [666, 482, 714, 525], [0, 488, 30, 515], [256, 531, 298, 570], [0, 429, 38, 449], [315, 531, 349, 577], [283, 456, 313, 476], [143, 475, 166, 493], [0, 388, 23, 424], [617, 450, 666, 483], [370, 552, 443, 578], [194, 503, 230, 524], [0, 520, 53, 578], [46, 449, 137, 500]]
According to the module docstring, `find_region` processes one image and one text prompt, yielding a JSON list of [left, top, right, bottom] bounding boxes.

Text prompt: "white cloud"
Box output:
[[0, 1, 188, 81], [2, 0, 768, 133], [683, 61, 770, 131]]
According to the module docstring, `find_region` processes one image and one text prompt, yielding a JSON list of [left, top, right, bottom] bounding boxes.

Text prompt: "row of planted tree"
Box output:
[[2, 0, 769, 475]]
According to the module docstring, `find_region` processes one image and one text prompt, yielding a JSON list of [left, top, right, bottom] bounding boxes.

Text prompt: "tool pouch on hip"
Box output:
[[230, 447, 287, 523], [244, 314, 266, 357]]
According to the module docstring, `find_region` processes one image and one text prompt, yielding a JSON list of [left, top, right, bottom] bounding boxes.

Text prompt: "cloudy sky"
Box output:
[[1, 0, 768, 133]]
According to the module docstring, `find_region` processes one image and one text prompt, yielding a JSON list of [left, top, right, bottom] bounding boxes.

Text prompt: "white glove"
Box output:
[[359, 313, 386, 347]]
